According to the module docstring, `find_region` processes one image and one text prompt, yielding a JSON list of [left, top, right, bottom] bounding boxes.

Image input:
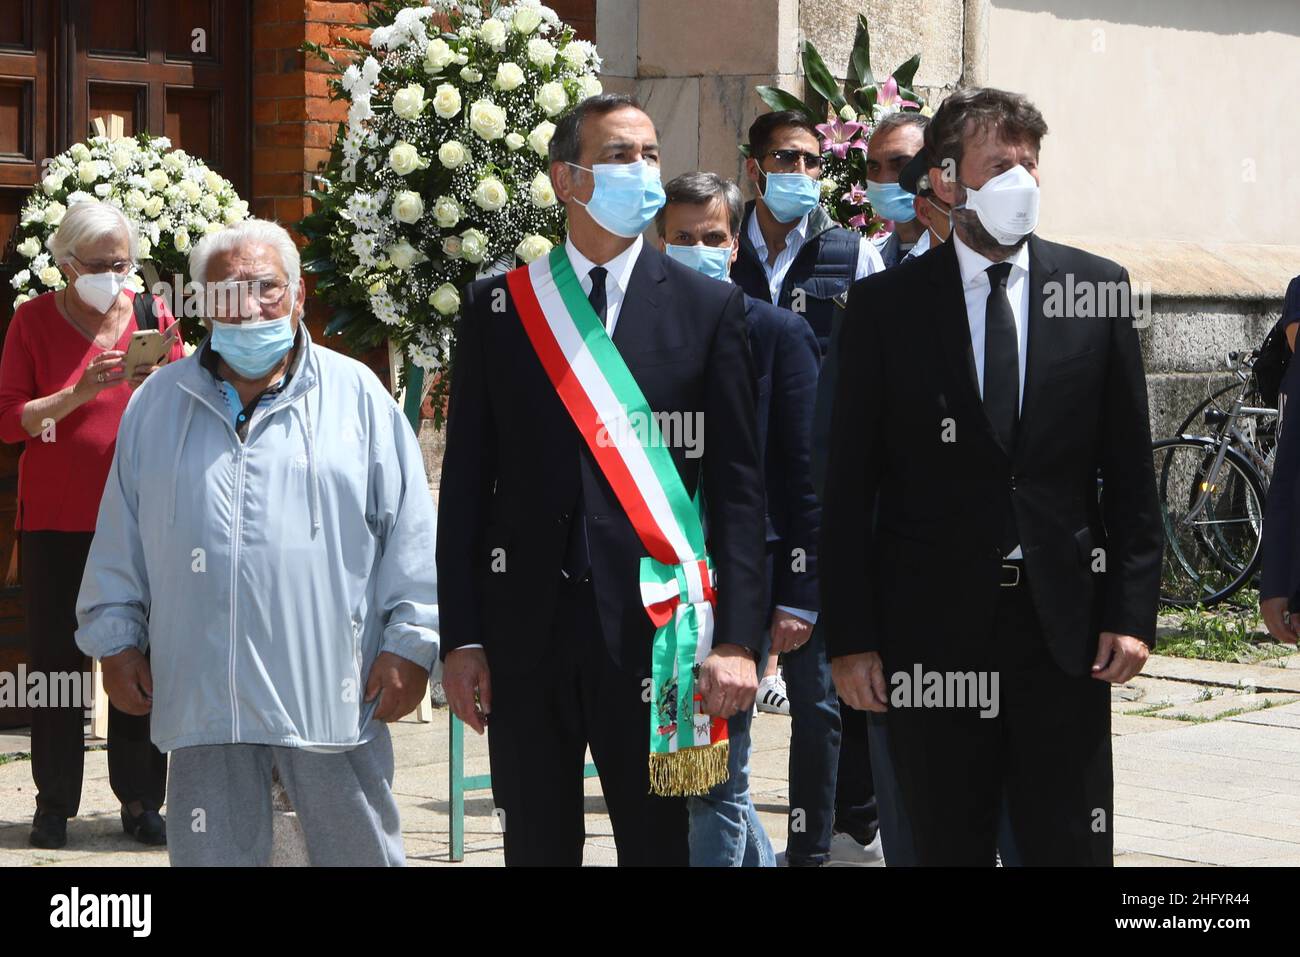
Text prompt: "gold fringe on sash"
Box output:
[[648, 740, 730, 796]]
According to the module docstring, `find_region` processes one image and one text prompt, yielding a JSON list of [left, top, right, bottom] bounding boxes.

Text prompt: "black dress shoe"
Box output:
[[30, 811, 68, 849], [121, 807, 167, 846]]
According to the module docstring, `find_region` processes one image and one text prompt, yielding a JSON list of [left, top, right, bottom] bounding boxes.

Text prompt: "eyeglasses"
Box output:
[[764, 149, 824, 172], [72, 255, 135, 275], [207, 280, 290, 306]]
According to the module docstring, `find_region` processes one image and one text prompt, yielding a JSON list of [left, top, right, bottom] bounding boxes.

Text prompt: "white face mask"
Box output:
[[956, 164, 1040, 246], [71, 266, 130, 314]]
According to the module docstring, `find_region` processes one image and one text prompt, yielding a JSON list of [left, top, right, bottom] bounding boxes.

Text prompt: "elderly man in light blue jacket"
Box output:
[[76, 218, 439, 866]]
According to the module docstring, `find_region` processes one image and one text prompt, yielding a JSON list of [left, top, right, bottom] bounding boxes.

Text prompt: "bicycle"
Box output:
[[1154, 350, 1276, 607]]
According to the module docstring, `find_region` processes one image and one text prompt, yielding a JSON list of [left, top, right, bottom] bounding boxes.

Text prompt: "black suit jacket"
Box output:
[[437, 243, 767, 677], [743, 294, 821, 613], [820, 235, 1162, 677]]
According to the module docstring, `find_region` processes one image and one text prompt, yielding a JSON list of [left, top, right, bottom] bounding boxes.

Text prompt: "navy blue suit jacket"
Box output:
[[743, 293, 822, 615]]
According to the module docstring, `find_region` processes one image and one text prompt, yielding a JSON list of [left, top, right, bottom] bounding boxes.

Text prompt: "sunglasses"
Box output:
[[763, 149, 825, 172]]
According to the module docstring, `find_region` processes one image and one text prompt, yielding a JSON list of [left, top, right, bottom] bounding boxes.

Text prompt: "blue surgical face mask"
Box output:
[[760, 171, 821, 224], [865, 179, 917, 223], [211, 289, 298, 378], [664, 242, 733, 283], [569, 160, 666, 238]]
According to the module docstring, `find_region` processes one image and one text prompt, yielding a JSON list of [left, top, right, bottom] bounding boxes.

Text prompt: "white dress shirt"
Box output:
[[952, 231, 1031, 558], [747, 209, 885, 304], [902, 229, 931, 261], [564, 234, 643, 337]]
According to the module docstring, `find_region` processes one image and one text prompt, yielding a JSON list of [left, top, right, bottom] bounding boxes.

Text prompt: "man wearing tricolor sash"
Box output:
[[437, 95, 767, 866]]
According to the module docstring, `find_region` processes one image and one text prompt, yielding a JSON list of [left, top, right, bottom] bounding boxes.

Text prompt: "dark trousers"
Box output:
[[22, 531, 166, 819], [485, 575, 688, 866], [772, 619, 842, 865], [835, 696, 878, 846], [885, 576, 1113, 866]]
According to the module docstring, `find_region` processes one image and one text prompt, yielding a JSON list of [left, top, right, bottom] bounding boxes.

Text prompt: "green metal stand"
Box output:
[[401, 358, 598, 862]]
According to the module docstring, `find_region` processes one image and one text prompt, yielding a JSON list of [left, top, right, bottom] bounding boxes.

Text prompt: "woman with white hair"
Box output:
[[0, 199, 184, 850]]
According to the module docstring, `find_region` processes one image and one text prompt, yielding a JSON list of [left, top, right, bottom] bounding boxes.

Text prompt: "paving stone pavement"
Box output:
[[1, 654, 1297, 866]]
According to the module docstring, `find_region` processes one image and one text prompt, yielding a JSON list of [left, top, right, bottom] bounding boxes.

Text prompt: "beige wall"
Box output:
[[987, 0, 1300, 248]]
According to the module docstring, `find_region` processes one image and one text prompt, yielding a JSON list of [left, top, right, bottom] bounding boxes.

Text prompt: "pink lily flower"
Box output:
[[842, 182, 869, 207], [815, 116, 869, 159], [847, 212, 869, 229], [876, 75, 920, 112]]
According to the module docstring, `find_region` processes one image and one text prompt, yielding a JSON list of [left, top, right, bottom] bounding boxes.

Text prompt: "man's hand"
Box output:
[[832, 651, 887, 713], [364, 651, 430, 722], [1091, 632, 1150, 684], [442, 647, 492, 734], [1261, 597, 1300, 645], [769, 609, 813, 655], [697, 643, 757, 719], [101, 648, 152, 715]]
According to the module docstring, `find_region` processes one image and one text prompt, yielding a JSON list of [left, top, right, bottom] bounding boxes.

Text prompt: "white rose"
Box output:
[[468, 99, 507, 141], [529, 172, 556, 208], [561, 44, 589, 70], [77, 160, 99, 184], [472, 177, 508, 211], [388, 141, 427, 176], [43, 202, 66, 225], [460, 67, 483, 83], [110, 147, 133, 171], [527, 121, 556, 157], [432, 83, 462, 119], [513, 7, 543, 33], [527, 38, 557, 67], [442, 236, 463, 259], [535, 81, 568, 117], [174, 227, 191, 252], [16, 237, 40, 258], [505, 132, 526, 151], [41, 172, 67, 195], [179, 179, 203, 202], [38, 265, 62, 287], [126, 189, 148, 210], [138, 237, 152, 258], [578, 74, 603, 99], [94, 183, 112, 198], [203, 221, 224, 235], [430, 283, 461, 315], [392, 190, 425, 224], [459, 228, 489, 264], [70, 143, 91, 162], [478, 17, 507, 50], [437, 140, 469, 169], [433, 195, 463, 228], [204, 169, 225, 192], [146, 169, 170, 191], [162, 152, 185, 173], [515, 234, 554, 264], [392, 83, 428, 120], [225, 199, 248, 223], [494, 61, 525, 92], [387, 239, 424, 270], [144, 195, 166, 218], [13, 294, 30, 308], [424, 37, 456, 71]]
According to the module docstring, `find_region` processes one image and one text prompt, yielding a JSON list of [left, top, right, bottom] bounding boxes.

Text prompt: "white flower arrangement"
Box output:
[[9, 132, 248, 328], [300, 0, 601, 401]]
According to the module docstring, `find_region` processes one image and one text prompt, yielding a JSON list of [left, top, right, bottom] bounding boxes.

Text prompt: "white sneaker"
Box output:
[[756, 673, 790, 716], [825, 830, 886, 867]]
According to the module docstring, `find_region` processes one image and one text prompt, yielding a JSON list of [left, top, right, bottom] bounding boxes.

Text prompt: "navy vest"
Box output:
[[731, 201, 859, 355]]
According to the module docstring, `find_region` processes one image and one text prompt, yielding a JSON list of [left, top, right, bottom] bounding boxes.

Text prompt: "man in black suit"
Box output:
[[821, 87, 1163, 866], [437, 95, 766, 866], [654, 171, 826, 866]]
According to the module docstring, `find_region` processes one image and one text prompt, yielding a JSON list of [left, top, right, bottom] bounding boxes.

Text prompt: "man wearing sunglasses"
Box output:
[[732, 111, 885, 358]]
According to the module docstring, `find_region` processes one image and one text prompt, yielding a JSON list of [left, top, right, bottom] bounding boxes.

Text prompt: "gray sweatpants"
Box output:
[[165, 725, 404, 866]]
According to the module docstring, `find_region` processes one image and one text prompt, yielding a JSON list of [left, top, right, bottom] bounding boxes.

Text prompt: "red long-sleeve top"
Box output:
[[0, 290, 186, 532]]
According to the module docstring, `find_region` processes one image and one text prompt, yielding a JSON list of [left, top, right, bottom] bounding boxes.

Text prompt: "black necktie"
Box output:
[[983, 261, 1018, 450], [983, 260, 1020, 555], [560, 266, 609, 582], [587, 265, 608, 329]]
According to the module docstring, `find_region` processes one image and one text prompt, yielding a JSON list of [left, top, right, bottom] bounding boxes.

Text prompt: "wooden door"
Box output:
[[0, 0, 250, 724]]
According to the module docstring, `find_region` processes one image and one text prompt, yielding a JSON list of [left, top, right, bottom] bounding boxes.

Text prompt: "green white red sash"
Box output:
[[506, 245, 729, 797]]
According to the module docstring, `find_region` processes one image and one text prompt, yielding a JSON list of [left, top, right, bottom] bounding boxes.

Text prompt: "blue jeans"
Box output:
[[686, 698, 776, 866]]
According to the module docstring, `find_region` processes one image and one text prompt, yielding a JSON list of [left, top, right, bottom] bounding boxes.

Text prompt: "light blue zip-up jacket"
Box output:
[[75, 326, 439, 753]]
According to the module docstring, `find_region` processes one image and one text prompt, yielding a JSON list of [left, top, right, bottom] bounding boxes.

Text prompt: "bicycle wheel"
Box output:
[[1153, 436, 1266, 606]]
